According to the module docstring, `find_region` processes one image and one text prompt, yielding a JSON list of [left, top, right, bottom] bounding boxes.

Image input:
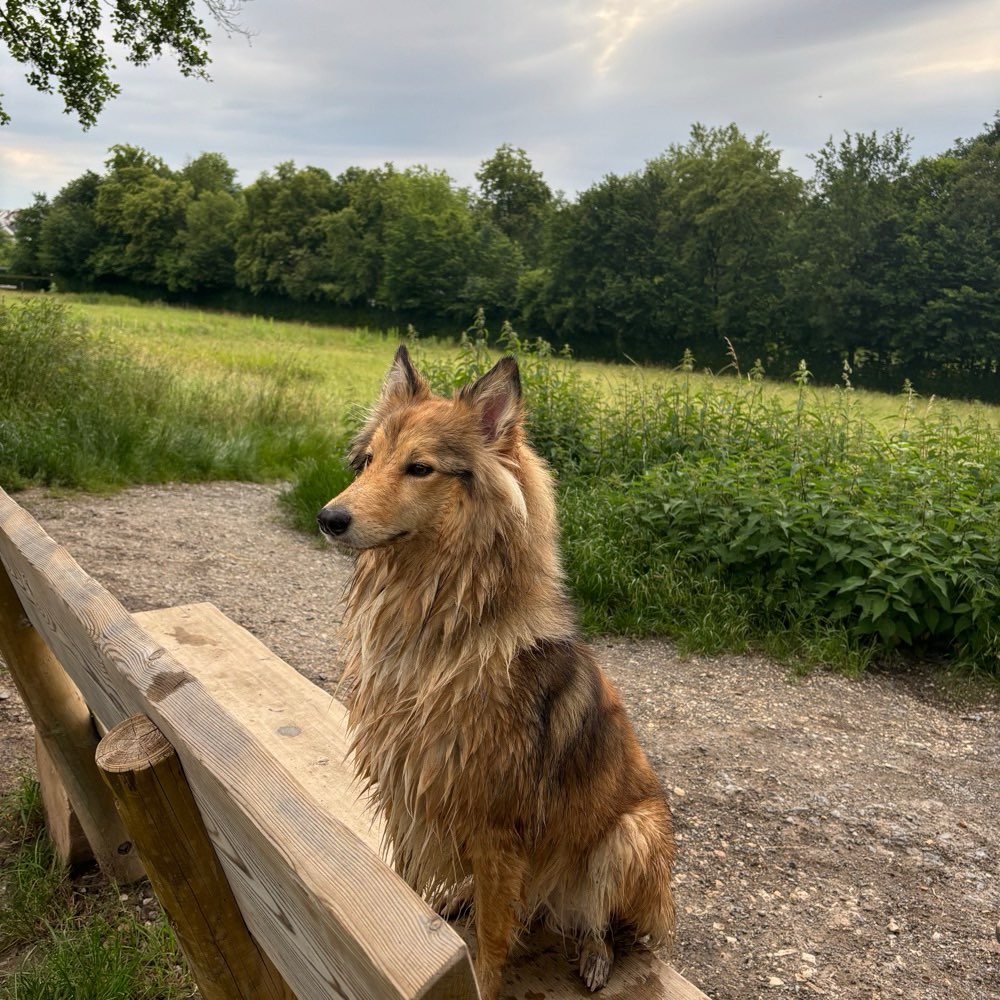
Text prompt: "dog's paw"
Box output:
[[436, 881, 475, 921], [578, 937, 614, 992]]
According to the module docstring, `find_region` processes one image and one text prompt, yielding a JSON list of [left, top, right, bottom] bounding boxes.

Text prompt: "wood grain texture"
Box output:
[[134, 603, 381, 855], [97, 714, 294, 1000], [0, 488, 478, 1000], [497, 929, 709, 1000], [0, 556, 144, 882], [138, 603, 710, 1000]]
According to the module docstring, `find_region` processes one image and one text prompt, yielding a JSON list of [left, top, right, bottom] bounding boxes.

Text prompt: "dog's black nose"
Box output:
[[317, 506, 352, 536]]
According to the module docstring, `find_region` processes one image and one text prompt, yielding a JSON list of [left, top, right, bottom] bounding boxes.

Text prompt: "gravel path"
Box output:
[[1, 481, 997, 999]]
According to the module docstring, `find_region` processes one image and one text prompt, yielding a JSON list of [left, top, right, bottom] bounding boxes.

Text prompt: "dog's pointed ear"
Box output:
[[381, 345, 428, 404], [460, 356, 523, 446]]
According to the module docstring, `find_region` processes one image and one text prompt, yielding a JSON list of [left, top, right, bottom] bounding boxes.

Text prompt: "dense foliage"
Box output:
[[10, 118, 1000, 398], [281, 318, 1000, 678], [0, 0, 246, 127]]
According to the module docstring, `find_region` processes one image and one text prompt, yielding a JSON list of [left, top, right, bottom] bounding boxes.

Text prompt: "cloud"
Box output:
[[0, 0, 997, 208]]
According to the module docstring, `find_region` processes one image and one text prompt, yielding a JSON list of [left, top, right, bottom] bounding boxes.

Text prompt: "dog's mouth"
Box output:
[[320, 528, 411, 549]]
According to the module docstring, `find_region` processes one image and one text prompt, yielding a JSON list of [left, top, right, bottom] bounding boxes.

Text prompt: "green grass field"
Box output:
[[2, 291, 999, 678], [55, 292, 1000, 438]]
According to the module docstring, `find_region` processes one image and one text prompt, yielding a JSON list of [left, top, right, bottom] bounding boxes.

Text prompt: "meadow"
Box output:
[[2, 291, 999, 680], [1, 290, 999, 995]]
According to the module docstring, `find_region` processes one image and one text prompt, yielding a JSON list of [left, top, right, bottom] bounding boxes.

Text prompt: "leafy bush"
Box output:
[[557, 360, 1000, 675], [279, 451, 354, 534]]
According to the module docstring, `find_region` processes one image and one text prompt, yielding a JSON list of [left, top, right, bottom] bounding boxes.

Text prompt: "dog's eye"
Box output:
[[352, 453, 373, 474], [406, 462, 434, 477]]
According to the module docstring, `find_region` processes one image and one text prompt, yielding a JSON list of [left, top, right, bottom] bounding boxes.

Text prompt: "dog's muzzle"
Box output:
[[317, 506, 352, 537]]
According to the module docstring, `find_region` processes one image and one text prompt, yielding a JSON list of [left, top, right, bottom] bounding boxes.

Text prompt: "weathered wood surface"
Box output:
[[35, 733, 91, 866], [0, 557, 143, 881], [139, 602, 711, 1000], [133, 603, 378, 853], [0, 488, 478, 1000], [98, 714, 294, 1000]]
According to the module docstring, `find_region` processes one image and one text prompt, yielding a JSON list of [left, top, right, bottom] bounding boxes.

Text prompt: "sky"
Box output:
[[1, 0, 999, 209]]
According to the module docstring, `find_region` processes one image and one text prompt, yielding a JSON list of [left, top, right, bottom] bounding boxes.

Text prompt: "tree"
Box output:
[[899, 130, 1000, 378], [535, 124, 801, 366], [537, 169, 667, 359], [378, 168, 476, 314], [784, 129, 915, 376], [9, 194, 49, 274], [646, 124, 803, 366], [475, 144, 553, 263], [0, 226, 14, 269], [234, 162, 343, 299], [322, 166, 397, 306], [38, 170, 102, 282], [169, 188, 244, 292], [0, 1, 248, 127], [89, 145, 190, 286], [181, 151, 239, 195]]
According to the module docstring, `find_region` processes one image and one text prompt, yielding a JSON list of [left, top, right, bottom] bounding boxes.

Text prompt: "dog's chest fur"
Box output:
[[341, 551, 545, 894]]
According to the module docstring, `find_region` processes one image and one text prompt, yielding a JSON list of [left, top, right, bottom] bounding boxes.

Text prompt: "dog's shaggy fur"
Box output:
[[318, 347, 675, 998]]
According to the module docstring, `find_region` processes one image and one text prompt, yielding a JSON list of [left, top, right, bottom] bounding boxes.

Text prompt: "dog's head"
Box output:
[[317, 346, 527, 549]]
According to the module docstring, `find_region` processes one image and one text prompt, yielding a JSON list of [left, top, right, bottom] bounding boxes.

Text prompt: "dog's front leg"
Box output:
[[471, 839, 528, 1000]]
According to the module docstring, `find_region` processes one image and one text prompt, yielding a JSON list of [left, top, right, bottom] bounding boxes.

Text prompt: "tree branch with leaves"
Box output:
[[0, 0, 249, 127]]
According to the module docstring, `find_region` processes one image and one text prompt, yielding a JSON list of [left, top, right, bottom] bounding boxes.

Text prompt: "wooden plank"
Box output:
[[0, 488, 477, 1000], [501, 930, 709, 1000], [98, 714, 294, 1000], [0, 555, 144, 882], [138, 603, 710, 1000], [134, 603, 380, 855]]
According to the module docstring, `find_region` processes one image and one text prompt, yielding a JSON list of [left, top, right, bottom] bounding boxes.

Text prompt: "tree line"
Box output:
[[9, 118, 1000, 397]]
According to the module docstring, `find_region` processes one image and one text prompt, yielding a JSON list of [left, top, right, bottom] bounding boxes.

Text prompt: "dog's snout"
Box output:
[[317, 506, 352, 537]]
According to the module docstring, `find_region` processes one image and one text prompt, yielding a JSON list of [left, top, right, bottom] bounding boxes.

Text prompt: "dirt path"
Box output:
[[1, 482, 997, 999]]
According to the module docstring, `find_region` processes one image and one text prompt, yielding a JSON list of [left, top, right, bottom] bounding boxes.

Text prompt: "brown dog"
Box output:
[[318, 346, 675, 998]]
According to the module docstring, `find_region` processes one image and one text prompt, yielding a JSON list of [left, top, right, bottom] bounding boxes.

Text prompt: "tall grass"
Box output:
[[0, 775, 193, 999], [0, 296, 338, 491]]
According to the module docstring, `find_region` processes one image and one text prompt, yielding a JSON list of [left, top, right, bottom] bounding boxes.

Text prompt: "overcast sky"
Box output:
[[2, 0, 998, 209]]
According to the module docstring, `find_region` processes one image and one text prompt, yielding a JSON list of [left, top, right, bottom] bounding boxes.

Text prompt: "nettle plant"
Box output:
[[596, 371, 1000, 672]]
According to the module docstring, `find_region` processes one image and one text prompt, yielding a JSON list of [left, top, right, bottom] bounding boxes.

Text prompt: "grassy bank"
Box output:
[[0, 295, 338, 490]]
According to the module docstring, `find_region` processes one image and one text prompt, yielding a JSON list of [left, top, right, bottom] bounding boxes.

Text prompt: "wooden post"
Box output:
[[0, 559, 144, 881], [96, 714, 294, 1000], [35, 732, 92, 865]]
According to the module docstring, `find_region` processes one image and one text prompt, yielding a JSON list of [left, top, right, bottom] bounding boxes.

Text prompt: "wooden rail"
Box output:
[[0, 486, 710, 1000]]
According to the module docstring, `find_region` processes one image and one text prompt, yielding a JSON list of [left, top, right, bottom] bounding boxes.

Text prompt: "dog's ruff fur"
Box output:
[[319, 346, 676, 998]]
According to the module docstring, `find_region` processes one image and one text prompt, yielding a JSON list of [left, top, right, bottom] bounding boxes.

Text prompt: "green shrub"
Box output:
[[286, 317, 1000, 676], [557, 366, 1000, 675], [279, 451, 354, 534]]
